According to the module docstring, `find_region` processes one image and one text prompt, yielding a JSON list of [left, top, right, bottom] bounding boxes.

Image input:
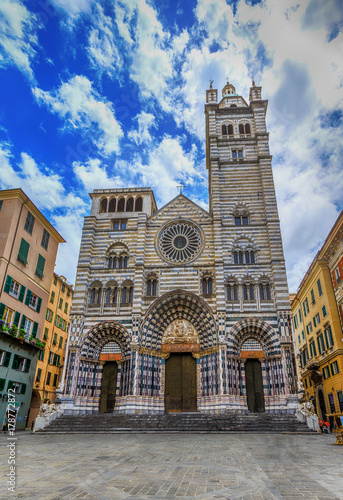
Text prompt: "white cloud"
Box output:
[[87, 5, 121, 76], [0, 0, 40, 79], [73, 158, 125, 192], [128, 111, 156, 145], [49, 0, 93, 18], [32, 75, 123, 156]]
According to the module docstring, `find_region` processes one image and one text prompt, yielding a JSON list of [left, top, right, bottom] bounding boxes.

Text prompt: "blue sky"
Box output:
[[0, 0, 342, 291]]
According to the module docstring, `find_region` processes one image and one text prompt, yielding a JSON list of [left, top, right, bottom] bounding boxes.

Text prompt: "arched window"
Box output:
[[239, 123, 244, 135], [245, 123, 251, 135], [96, 288, 101, 304], [121, 287, 127, 304], [117, 198, 125, 212], [222, 124, 228, 135], [201, 276, 213, 295], [126, 197, 134, 212], [113, 286, 117, 304], [259, 282, 271, 301], [226, 283, 238, 301], [106, 287, 111, 304], [129, 286, 133, 304], [233, 250, 255, 265], [243, 283, 255, 301], [108, 198, 116, 212], [147, 279, 157, 296], [123, 256, 128, 268], [228, 124, 233, 135], [119, 257, 123, 269], [100, 198, 107, 213], [90, 288, 96, 304], [121, 285, 133, 304], [135, 197, 143, 212]]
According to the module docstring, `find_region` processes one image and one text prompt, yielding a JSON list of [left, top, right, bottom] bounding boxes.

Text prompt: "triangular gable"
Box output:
[[148, 194, 211, 224]]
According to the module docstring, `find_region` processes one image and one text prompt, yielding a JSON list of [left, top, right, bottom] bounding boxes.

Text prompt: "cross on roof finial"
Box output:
[[226, 76, 229, 84], [209, 79, 213, 89], [177, 182, 185, 194]]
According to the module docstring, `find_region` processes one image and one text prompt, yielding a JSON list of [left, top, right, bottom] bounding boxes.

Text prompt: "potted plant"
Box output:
[[9, 325, 18, 337]]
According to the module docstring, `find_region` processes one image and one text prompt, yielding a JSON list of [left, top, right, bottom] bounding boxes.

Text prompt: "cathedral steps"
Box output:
[[36, 412, 315, 434]]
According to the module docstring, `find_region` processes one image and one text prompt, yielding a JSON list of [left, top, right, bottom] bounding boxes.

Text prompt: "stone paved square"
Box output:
[[1, 432, 342, 499]]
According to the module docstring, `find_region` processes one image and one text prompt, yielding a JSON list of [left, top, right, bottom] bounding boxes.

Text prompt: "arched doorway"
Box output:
[[99, 362, 118, 413], [245, 359, 264, 413], [165, 354, 197, 412], [27, 389, 41, 428]]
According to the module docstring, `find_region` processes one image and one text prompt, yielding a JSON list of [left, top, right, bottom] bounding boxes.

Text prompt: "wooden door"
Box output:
[[165, 353, 197, 412], [245, 359, 265, 413], [99, 361, 118, 413]]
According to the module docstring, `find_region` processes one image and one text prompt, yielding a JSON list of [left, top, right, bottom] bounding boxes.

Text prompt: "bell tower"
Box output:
[[205, 79, 293, 339]]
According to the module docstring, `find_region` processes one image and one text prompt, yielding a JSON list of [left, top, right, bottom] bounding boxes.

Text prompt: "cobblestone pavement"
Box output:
[[0, 432, 342, 500]]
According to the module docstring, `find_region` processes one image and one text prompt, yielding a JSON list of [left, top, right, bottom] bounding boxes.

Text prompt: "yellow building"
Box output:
[[28, 273, 73, 424], [292, 212, 343, 420]]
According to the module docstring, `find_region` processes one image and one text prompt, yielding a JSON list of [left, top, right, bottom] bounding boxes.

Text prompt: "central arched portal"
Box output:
[[165, 353, 197, 412]]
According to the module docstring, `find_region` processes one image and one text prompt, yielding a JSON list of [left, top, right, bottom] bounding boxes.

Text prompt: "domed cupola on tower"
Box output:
[[222, 80, 236, 96]]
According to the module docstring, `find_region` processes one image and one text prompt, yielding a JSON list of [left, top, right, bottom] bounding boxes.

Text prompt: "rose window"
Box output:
[[158, 221, 202, 264]]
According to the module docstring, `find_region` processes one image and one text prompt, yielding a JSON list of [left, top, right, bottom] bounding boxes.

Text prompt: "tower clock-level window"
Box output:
[[112, 219, 127, 230], [222, 124, 233, 136], [235, 215, 248, 226], [233, 250, 255, 264]]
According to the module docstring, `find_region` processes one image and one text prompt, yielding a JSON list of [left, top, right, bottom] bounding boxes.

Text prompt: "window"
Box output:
[[53, 374, 58, 387], [50, 291, 55, 304], [259, 283, 271, 301], [306, 321, 313, 334], [317, 332, 325, 354], [61, 283, 65, 293], [48, 352, 54, 364], [309, 340, 317, 357], [317, 279, 323, 296], [53, 332, 58, 345], [112, 219, 127, 230], [302, 298, 309, 316], [232, 149, 243, 159], [304, 378, 308, 389], [35, 254, 45, 279], [135, 197, 143, 211], [36, 368, 42, 382], [17, 238, 30, 265], [53, 276, 57, 286], [234, 215, 248, 226], [23, 318, 32, 336], [331, 361, 339, 376], [53, 354, 60, 366], [28, 292, 37, 310], [147, 279, 157, 297], [243, 283, 255, 301], [7, 381, 26, 394], [328, 393, 336, 413], [117, 198, 125, 212], [293, 315, 298, 330], [126, 197, 134, 212], [41, 229, 50, 250], [322, 305, 327, 318], [310, 289, 315, 305], [24, 211, 35, 234], [337, 391, 343, 412], [298, 308, 302, 324], [46, 372, 51, 385], [12, 354, 31, 373], [46, 308, 53, 322], [67, 288, 71, 297], [58, 298, 63, 309], [233, 251, 255, 264], [239, 123, 251, 135], [313, 313, 320, 327], [64, 302, 68, 314], [201, 277, 213, 295], [324, 325, 334, 348], [302, 330, 305, 340], [3, 276, 25, 302], [226, 283, 238, 301], [8, 278, 20, 298], [0, 350, 11, 367], [59, 336, 63, 348], [3, 307, 14, 326], [222, 123, 234, 136], [38, 350, 44, 362], [108, 198, 116, 212], [297, 335, 301, 344], [121, 286, 133, 304], [335, 267, 341, 284], [118, 256, 128, 269], [100, 198, 107, 213]]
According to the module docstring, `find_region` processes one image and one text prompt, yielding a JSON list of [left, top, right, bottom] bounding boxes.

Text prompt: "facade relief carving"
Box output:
[[162, 319, 199, 344]]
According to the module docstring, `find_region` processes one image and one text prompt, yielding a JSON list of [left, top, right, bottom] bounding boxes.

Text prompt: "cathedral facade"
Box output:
[[60, 81, 297, 415]]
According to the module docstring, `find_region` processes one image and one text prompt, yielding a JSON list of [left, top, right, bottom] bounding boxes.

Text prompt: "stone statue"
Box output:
[[38, 403, 56, 417], [300, 401, 316, 416]]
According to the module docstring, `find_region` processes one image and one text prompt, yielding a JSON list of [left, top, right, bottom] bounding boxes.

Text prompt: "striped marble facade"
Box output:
[[60, 81, 297, 415]]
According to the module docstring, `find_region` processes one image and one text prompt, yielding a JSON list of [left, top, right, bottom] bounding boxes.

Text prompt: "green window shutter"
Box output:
[[36, 254, 45, 278], [18, 285, 26, 302], [36, 297, 42, 313], [32, 322, 38, 338], [12, 354, 19, 370], [13, 311, 20, 326], [25, 289, 32, 306], [4, 351, 11, 367], [7, 381, 14, 391], [0, 378, 5, 391], [0, 303, 5, 319], [20, 315, 27, 329], [18, 238, 30, 265], [4, 275, 12, 293], [24, 359, 31, 373], [20, 383, 26, 395]]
